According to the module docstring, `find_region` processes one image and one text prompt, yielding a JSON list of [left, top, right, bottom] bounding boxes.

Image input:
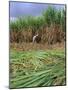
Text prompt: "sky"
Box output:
[[9, 1, 65, 20]]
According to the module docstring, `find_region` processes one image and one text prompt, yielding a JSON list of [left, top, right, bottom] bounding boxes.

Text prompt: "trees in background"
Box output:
[[10, 6, 66, 44]]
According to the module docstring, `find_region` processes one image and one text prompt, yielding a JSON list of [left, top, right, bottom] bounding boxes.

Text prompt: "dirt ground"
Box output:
[[10, 42, 65, 51]]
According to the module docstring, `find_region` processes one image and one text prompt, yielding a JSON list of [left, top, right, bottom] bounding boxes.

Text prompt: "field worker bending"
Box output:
[[33, 34, 41, 43]]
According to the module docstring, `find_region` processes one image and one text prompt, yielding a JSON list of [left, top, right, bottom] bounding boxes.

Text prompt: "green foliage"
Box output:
[[10, 6, 65, 31], [61, 9, 66, 32], [55, 10, 61, 25], [43, 6, 56, 26], [10, 49, 66, 88]]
